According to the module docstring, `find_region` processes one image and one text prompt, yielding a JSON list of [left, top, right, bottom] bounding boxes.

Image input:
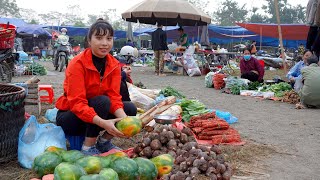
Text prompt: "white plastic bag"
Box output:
[[128, 86, 156, 111], [18, 116, 66, 169], [182, 46, 201, 76]]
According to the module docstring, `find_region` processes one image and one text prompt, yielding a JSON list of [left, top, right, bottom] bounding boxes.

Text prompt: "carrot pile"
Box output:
[[185, 112, 242, 144]]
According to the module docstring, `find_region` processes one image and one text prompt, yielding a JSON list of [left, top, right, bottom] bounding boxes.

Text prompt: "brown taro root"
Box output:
[[181, 127, 193, 136], [211, 145, 222, 154], [152, 150, 162, 158], [216, 173, 222, 180], [209, 151, 217, 160], [219, 164, 227, 174], [160, 146, 168, 153], [182, 142, 198, 151], [178, 143, 184, 148], [209, 174, 218, 180], [199, 145, 210, 152], [139, 146, 153, 158], [206, 166, 216, 176], [198, 151, 210, 161], [167, 139, 178, 151], [168, 150, 177, 158], [176, 149, 187, 157], [131, 153, 139, 158], [222, 167, 232, 180], [175, 155, 186, 165], [179, 162, 188, 172], [190, 147, 202, 157], [133, 144, 144, 154], [208, 160, 218, 169], [150, 139, 162, 150], [160, 134, 169, 144], [216, 154, 225, 164], [179, 133, 188, 144], [185, 177, 192, 180], [171, 128, 181, 138], [190, 167, 201, 177], [142, 137, 151, 147], [148, 132, 160, 141], [174, 171, 187, 180], [193, 157, 208, 172], [186, 156, 196, 166]]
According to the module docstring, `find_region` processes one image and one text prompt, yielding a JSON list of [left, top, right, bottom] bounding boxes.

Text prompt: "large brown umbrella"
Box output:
[[121, 0, 211, 26]]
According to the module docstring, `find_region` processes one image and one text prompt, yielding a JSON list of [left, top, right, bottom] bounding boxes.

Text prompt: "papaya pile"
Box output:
[[131, 125, 232, 180], [32, 146, 172, 180]]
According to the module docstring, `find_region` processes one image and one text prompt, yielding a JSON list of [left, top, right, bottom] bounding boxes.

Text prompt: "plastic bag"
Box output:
[[18, 116, 66, 169], [182, 46, 201, 77], [215, 110, 238, 124], [45, 108, 58, 123], [128, 86, 156, 111]]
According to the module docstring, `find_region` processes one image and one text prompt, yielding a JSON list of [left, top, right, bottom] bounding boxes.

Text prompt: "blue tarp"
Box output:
[[0, 17, 27, 27], [17, 25, 52, 37]]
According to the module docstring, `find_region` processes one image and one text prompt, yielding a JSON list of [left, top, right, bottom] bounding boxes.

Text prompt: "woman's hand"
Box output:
[[93, 116, 126, 138]]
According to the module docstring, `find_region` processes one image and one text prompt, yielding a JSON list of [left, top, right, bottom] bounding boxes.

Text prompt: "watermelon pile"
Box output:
[[32, 146, 173, 180]]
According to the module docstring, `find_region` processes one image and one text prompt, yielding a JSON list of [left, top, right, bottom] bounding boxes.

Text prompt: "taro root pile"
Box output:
[[185, 112, 241, 144], [280, 90, 300, 104], [132, 125, 232, 180]]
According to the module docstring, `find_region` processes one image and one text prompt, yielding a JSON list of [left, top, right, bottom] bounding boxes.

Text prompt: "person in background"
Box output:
[[249, 41, 257, 55], [240, 48, 264, 83], [178, 27, 189, 47], [151, 23, 168, 76], [298, 43, 306, 56], [126, 39, 135, 47], [55, 19, 137, 155], [296, 55, 320, 109], [286, 50, 313, 88]]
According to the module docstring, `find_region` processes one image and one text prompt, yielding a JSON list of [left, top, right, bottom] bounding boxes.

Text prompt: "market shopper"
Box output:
[[151, 23, 168, 76], [240, 48, 264, 83], [296, 55, 320, 108], [55, 19, 137, 155], [178, 27, 189, 47], [249, 41, 257, 55], [286, 50, 313, 89]]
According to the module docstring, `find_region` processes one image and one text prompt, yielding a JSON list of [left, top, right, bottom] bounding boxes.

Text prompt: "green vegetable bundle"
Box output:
[[178, 99, 210, 122], [160, 86, 185, 99], [26, 63, 47, 76], [260, 82, 292, 97]]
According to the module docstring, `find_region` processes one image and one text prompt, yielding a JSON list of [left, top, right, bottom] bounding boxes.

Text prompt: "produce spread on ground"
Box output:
[[27, 86, 240, 180]]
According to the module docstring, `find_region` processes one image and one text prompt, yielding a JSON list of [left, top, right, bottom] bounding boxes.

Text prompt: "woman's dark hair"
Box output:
[[87, 18, 114, 42], [303, 49, 313, 55], [178, 27, 184, 31], [243, 47, 251, 53]]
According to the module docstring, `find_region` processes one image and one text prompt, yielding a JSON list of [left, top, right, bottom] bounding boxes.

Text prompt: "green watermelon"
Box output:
[[100, 152, 128, 168], [99, 168, 119, 180], [54, 162, 86, 180], [61, 150, 85, 163], [109, 157, 139, 180], [33, 151, 62, 177], [150, 154, 174, 177], [76, 156, 102, 174], [45, 146, 66, 156], [79, 174, 105, 180], [115, 116, 142, 137], [134, 157, 158, 180]]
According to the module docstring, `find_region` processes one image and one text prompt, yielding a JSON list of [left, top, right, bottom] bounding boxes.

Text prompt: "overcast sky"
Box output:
[[16, 0, 308, 18]]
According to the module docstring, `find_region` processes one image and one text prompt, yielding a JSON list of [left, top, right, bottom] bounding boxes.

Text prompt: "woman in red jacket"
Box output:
[[55, 19, 137, 155]]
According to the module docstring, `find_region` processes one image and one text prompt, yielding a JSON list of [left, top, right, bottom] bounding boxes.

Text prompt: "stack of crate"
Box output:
[[24, 83, 41, 116]]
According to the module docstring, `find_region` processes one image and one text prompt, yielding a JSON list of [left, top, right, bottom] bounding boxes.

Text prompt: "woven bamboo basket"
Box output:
[[0, 83, 26, 163]]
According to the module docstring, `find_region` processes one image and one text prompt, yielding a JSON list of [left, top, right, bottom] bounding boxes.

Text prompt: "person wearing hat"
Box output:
[[54, 28, 70, 68], [177, 27, 189, 47]]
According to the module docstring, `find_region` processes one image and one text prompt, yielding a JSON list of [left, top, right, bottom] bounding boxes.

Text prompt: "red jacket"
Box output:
[[240, 57, 264, 81], [56, 49, 123, 123]]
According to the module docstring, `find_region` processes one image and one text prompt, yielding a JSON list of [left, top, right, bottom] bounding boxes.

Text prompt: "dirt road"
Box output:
[[14, 62, 320, 179]]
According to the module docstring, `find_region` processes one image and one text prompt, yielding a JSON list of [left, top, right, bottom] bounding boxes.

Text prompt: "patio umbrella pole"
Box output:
[[260, 27, 262, 51], [274, 0, 287, 73]]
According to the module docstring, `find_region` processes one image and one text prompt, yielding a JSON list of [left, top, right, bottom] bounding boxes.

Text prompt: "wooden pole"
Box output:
[[260, 27, 262, 51], [274, 0, 287, 73]]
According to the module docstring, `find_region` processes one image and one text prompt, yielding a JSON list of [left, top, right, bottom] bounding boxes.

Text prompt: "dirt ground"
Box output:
[[2, 61, 320, 180]]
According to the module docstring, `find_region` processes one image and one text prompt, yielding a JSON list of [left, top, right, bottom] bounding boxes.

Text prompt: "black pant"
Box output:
[[56, 95, 137, 137], [241, 72, 263, 83], [306, 26, 318, 50]]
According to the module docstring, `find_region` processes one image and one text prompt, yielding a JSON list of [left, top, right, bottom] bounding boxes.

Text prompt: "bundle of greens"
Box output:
[[230, 84, 247, 95], [248, 81, 262, 90], [260, 82, 292, 97], [160, 86, 185, 99], [178, 99, 210, 122], [26, 63, 47, 76]]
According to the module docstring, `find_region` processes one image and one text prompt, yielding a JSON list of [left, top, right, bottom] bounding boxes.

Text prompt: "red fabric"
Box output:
[[55, 48, 123, 123], [240, 57, 265, 81], [236, 23, 309, 40]]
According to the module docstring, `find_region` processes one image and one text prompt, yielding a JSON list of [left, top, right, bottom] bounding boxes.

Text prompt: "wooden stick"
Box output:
[[274, 0, 287, 73]]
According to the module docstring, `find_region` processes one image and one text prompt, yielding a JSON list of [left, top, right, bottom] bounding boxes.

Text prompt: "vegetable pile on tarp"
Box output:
[[25, 63, 47, 76], [185, 112, 242, 145], [279, 90, 300, 104], [131, 125, 232, 180], [178, 99, 210, 122], [260, 82, 292, 97], [160, 86, 185, 99], [224, 76, 248, 95]]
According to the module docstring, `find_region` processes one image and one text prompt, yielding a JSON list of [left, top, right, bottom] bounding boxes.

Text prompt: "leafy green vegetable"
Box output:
[[248, 81, 262, 90], [230, 84, 247, 95], [26, 63, 47, 76], [160, 86, 185, 99], [178, 99, 210, 122], [260, 82, 292, 97]]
